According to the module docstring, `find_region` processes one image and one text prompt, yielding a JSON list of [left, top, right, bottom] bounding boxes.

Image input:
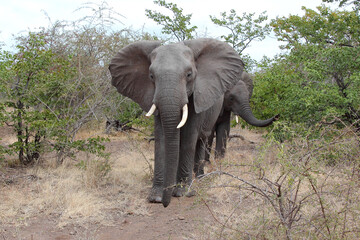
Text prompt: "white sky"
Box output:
[[0, 0, 341, 60]]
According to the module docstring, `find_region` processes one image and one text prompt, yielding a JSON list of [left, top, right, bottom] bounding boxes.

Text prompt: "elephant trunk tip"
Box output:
[[162, 188, 173, 208], [163, 200, 170, 208], [274, 114, 280, 121]]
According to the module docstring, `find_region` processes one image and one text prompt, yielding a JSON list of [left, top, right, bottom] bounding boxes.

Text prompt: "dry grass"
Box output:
[[0, 127, 154, 228], [1, 123, 359, 239], [191, 125, 360, 240]]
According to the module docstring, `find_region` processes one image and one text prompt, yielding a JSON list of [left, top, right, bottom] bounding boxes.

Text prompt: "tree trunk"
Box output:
[[16, 100, 26, 164]]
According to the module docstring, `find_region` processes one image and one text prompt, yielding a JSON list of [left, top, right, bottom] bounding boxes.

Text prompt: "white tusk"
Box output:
[[177, 104, 188, 129], [235, 116, 239, 124], [146, 104, 157, 117]]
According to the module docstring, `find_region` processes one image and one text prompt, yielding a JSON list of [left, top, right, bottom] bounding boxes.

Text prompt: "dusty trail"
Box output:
[[97, 197, 209, 240], [1, 126, 264, 240], [2, 197, 209, 240]]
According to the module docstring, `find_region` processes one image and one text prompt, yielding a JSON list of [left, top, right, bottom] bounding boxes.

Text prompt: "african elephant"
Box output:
[[109, 38, 244, 207], [194, 72, 278, 176]]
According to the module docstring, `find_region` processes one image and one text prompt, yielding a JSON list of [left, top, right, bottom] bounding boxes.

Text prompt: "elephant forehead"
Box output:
[[152, 44, 193, 63], [231, 81, 247, 94]]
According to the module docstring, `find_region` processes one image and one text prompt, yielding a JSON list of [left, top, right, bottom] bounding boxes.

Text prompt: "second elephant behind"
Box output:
[[194, 72, 278, 176]]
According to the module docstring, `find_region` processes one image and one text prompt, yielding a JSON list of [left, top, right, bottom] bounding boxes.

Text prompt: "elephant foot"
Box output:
[[173, 185, 196, 198], [186, 189, 196, 197], [195, 169, 205, 178], [173, 185, 186, 197], [148, 186, 163, 203]]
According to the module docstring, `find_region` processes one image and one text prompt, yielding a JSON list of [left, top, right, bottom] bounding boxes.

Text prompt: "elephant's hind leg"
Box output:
[[194, 138, 208, 178]]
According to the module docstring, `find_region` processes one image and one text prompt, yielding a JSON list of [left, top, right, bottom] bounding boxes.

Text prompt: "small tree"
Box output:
[[210, 9, 271, 54], [0, 33, 76, 164], [145, 0, 197, 41], [210, 9, 271, 70]]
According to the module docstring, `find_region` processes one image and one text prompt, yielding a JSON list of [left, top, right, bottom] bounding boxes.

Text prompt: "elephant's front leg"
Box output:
[[172, 129, 198, 197], [148, 115, 165, 203]]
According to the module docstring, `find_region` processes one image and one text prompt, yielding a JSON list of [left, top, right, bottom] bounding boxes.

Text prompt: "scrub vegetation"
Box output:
[[1, 0, 359, 239]]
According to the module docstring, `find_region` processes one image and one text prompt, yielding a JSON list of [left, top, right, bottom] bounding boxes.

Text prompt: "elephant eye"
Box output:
[[229, 96, 234, 102], [186, 71, 192, 79], [149, 73, 154, 81]]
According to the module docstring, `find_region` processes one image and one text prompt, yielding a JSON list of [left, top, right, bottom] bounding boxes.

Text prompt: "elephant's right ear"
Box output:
[[241, 72, 254, 99], [109, 41, 161, 112]]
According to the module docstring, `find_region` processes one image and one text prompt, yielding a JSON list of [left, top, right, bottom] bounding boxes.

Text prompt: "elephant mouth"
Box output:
[[146, 104, 189, 128]]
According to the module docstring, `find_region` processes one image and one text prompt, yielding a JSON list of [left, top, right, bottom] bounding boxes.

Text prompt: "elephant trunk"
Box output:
[[160, 107, 181, 207], [237, 102, 277, 127], [155, 88, 186, 207]]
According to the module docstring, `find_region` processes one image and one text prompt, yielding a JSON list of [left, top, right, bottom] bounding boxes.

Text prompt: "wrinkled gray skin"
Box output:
[[109, 39, 244, 207], [194, 72, 278, 176]]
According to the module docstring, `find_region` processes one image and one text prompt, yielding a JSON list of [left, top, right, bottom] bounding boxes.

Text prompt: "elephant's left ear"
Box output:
[[183, 38, 244, 113]]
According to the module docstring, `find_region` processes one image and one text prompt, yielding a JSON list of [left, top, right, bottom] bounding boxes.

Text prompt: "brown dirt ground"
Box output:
[[1, 198, 210, 240], [0, 125, 265, 240]]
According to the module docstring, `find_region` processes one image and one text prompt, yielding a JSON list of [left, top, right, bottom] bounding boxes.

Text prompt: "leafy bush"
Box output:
[[0, 33, 109, 164], [251, 6, 360, 139]]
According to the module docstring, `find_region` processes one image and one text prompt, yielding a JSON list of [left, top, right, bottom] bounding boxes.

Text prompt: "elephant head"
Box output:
[[109, 39, 244, 207], [224, 72, 278, 127]]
